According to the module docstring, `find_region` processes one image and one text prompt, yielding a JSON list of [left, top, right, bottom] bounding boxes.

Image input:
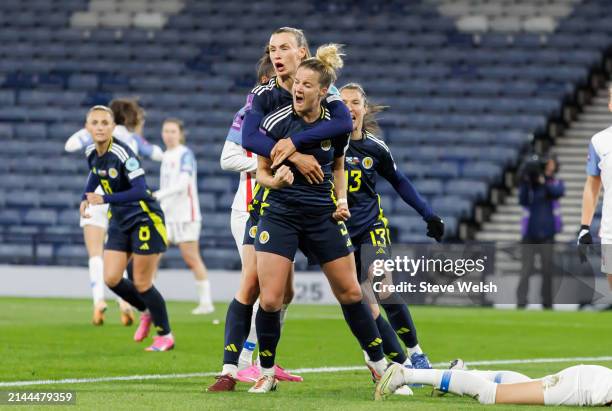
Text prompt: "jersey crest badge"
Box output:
[[108, 168, 118, 179], [321, 139, 332, 151], [363, 157, 374, 169]]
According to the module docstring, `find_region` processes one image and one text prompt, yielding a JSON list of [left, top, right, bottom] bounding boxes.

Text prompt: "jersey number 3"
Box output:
[[345, 170, 362, 192]]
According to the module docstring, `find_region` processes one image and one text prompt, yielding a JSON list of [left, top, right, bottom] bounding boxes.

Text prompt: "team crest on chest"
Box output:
[[108, 168, 118, 179], [320, 139, 332, 151], [363, 157, 374, 169]]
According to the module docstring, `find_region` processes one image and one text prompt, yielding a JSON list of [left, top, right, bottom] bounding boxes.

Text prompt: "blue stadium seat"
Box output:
[[462, 162, 503, 183], [57, 209, 80, 226], [23, 209, 58, 226], [0, 209, 22, 225], [68, 74, 99, 90], [14, 123, 47, 139], [432, 196, 472, 219], [6, 190, 40, 207], [40, 191, 79, 209], [445, 180, 489, 202]]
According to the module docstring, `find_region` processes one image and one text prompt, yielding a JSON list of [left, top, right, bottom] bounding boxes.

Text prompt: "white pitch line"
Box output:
[[1, 356, 611, 388]]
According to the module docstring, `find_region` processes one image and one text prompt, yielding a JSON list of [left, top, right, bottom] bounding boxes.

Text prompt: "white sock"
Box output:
[[222, 364, 238, 378], [160, 332, 173, 339], [261, 367, 275, 377], [408, 344, 423, 356], [470, 370, 532, 384], [280, 303, 289, 328], [370, 358, 388, 377], [403, 369, 497, 404], [196, 279, 212, 306], [88, 256, 104, 304]]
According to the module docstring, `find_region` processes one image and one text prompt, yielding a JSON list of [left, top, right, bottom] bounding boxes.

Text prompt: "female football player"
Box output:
[[375, 362, 612, 406], [208, 27, 352, 392], [339, 84, 444, 369], [248, 44, 388, 393], [80, 105, 174, 352], [65, 98, 163, 326], [153, 118, 213, 315]]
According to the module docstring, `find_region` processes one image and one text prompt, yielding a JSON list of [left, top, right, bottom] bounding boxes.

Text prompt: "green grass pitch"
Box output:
[[0, 297, 610, 410]]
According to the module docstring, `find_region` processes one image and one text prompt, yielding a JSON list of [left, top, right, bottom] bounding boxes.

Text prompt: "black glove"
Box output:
[[426, 215, 444, 242], [577, 224, 592, 263]]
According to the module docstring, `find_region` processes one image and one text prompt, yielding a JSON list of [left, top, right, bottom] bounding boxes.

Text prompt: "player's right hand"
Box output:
[[577, 224, 592, 263], [274, 165, 294, 188], [79, 200, 91, 218], [288, 153, 324, 184]]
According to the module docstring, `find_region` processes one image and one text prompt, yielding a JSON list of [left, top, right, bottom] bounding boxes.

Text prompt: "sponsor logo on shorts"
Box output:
[[108, 168, 118, 179], [259, 230, 270, 244], [321, 139, 332, 151], [249, 225, 258, 238], [363, 157, 373, 169]]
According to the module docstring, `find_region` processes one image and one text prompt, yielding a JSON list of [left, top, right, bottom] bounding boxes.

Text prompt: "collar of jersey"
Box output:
[[291, 104, 328, 120]]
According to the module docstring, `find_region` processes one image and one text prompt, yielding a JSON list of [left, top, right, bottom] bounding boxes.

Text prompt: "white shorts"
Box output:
[[230, 209, 249, 261], [542, 364, 612, 406], [80, 203, 109, 230], [166, 221, 201, 244]]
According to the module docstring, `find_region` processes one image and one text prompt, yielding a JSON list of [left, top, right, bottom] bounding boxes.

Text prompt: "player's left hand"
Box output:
[[86, 192, 105, 205], [333, 203, 351, 221], [577, 224, 592, 263], [426, 215, 444, 242], [271, 138, 296, 168]]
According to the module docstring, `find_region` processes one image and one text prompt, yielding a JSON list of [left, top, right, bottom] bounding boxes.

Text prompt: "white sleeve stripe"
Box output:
[[110, 147, 128, 162], [264, 109, 293, 132], [262, 105, 292, 130], [366, 134, 391, 153], [128, 169, 145, 179], [112, 144, 130, 161]]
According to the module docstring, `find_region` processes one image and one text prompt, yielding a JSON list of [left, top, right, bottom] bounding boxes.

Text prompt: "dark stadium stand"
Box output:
[[0, 0, 609, 268]]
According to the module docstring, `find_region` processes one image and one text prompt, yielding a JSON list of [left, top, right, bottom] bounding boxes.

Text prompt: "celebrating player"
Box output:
[[153, 118, 213, 315], [375, 362, 612, 406], [65, 98, 163, 326], [339, 84, 444, 369], [208, 27, 352, 392], [80, 105, 174, 352], [248, 44, 387, 394], [578, 86, 612, 292]]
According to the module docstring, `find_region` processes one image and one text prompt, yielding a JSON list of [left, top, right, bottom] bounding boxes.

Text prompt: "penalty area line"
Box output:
[[1, 356, 611, 388]]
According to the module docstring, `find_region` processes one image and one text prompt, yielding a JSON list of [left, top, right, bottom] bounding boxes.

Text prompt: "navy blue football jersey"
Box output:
[[86, 138, 163, 231], [344, 131, 398, 238], [259, 104, 349, 213]]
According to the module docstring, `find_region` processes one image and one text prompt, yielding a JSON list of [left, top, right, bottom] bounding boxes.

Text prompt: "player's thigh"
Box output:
[[495, 381, 544, 405], [83, 224, 106, 257], [178, 239, 203, 267], [103, 250, 129, 286], [256, 251, 292, 311], [321, 253, 363, 304]]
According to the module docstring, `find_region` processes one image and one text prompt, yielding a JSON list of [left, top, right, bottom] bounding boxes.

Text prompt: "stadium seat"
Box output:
[[23, 209, 58, 226]]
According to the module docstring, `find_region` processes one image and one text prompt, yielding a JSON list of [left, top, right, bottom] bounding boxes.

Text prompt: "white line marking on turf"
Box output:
[[1, 356, 611, 388]]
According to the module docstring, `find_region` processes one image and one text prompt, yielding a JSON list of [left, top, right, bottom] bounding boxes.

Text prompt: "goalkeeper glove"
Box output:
[[577, 224, 592, 263], [426, 215, 444, 242]]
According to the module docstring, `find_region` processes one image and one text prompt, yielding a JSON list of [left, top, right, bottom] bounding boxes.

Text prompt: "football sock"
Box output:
[[139, 286, 171, 336], [88, 256, 104, 304], [196, 279, 212, 306], [239, 299, 259, 369], [221, 364, 238, 378], [255, 307, 281, 369], [341, 301, 384, 362], [109, 278, 146, 312], [409, 344, 423, 356], [382, 303, 419, 349], [403, 369, 497, 404], [223, 299, 253, 366], [374, 314, 407, 364], [126, 259, 134, 281], [469, 370, 532, 383]]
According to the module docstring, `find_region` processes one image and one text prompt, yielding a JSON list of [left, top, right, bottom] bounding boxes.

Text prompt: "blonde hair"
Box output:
[[340, 83, 387, 136], [271, 27, 312, 59], [163, 117, 185, 144], [299, 43, 344, 89], [86, 105, 114, 121]]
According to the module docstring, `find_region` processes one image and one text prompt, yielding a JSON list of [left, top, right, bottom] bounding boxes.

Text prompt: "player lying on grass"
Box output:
[[375, 361, 612, 406]]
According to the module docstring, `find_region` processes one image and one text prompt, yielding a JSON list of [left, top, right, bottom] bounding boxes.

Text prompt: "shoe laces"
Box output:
[[253, 375, 272, 389]]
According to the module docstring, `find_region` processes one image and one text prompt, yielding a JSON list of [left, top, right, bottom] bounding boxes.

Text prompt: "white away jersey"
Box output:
[[586, 125, 612, 241], [159, 145, 201, 223]]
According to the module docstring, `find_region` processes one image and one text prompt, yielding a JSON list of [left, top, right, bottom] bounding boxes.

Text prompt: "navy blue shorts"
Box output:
[[254, 209, 353, 265], [242, 212, 259, 246], [106, 220, 168, 255], [352, 219, 391, 281]]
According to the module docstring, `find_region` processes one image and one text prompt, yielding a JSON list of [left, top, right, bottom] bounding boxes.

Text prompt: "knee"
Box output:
[[132, 276, 152, 293], [282, 285, 294, 305], [259, 294, 283, 312], [336, 286, 363, 305]]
